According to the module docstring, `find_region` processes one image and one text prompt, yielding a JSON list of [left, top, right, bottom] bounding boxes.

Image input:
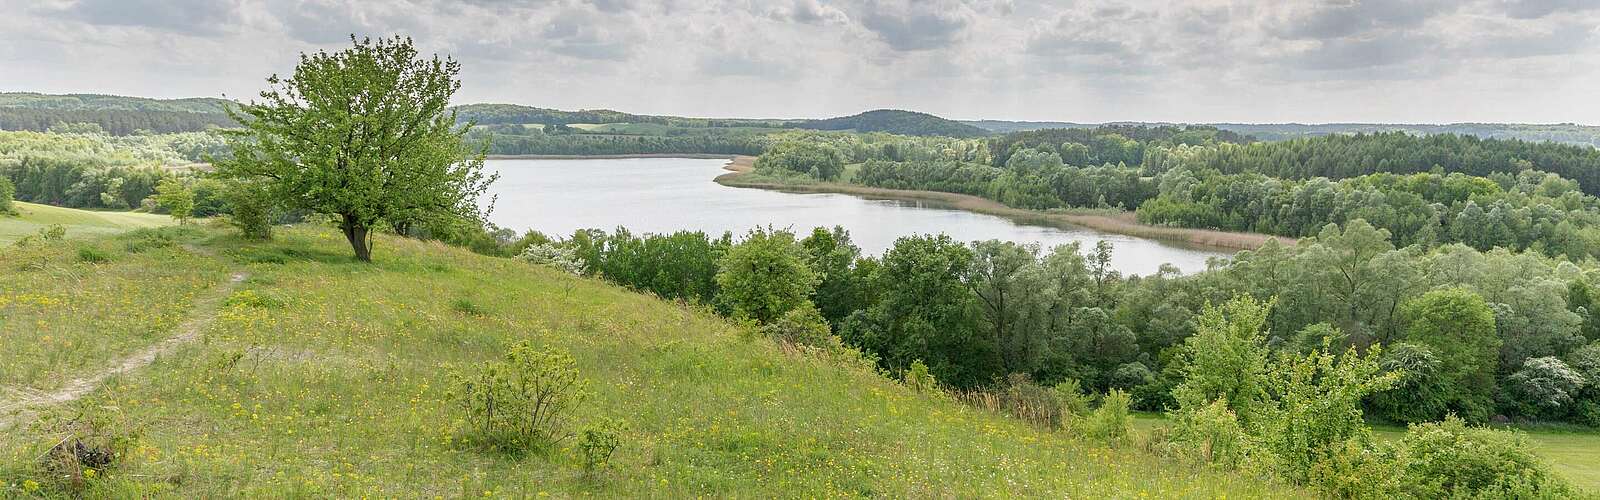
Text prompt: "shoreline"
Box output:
[[714, 155, 1294, 252]]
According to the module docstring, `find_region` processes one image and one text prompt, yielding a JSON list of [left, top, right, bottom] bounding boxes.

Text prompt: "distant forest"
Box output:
[[966, 119, 1600, 148]]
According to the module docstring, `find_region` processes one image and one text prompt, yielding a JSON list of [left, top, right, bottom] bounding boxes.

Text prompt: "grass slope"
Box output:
[[1, 226, 1296, 498], [0, 202, 173, 245]]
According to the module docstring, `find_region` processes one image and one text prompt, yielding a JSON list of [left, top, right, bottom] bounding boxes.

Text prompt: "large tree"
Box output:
[[216, 36, 495, 261]]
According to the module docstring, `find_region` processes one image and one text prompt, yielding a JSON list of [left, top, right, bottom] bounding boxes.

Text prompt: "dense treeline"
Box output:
[[1187, 132, 1600, 196], [990, 124, 1253, 167], [0, 130, 225, 210], [511, 220, 1600, 429], [471, 127, 772, 156], [1138, 167, 1600, 260], [0, 109, 235, 135]]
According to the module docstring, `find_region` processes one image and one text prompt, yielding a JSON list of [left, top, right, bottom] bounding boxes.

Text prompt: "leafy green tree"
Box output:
[[1506, 357, 1587, 416], [1173, 295, 1274, 424], [215, 36, 495, 261], [800, 226, 865, 327], [0, 176, 14, 215], [1253, 344, 1400, 483], [154, 178, 194, 224], [1399, 287, 1500, 421], [715, 228, 818, 323], [842, 234, 991, 386]]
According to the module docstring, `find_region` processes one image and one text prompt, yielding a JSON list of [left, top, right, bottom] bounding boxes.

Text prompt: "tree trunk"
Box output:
[[341, 215, 372, 262]]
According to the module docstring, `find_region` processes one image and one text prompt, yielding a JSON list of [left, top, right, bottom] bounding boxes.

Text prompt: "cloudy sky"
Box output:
[[2, 0, 1598, 124]]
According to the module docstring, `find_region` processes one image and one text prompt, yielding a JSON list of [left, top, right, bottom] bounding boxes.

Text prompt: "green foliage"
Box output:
[[1508, 357, 1588, 417], [902, 359, 938, 393], [568, 228, 731, 304], [1173, 296, 1274, 424], [800, 226, 867, 327], [1400, 287, 1500, 422], [0, 175, 13, 215], [75, 244, 111, 263], [759, 302, 834, 348], [1170, 398, 1254, 469], [841, 234, 988, 386], [154, 177, 194, 224], [756, 140, 847, 180], [1393, 416, 1575, 498], [216, 35, 495, 261], [577, 417, 626, 473], [714, 227, 818, 323], [1252, 345, 1401, 484], [221, 179, 275, 239], [1083, 389, 1133, 444], [452, 342, 590, 454]]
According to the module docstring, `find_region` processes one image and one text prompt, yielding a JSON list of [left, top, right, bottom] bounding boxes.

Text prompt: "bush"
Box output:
[[1170, 398, 1253, 468], [1052, 379, 1094, 417], [1392, 416, 1575, 498], [222, 179, 275, 239], [75, 246, 111, 263], [1083, 389, 1133, 444], [759, 302, 833, 348], [954, 373, 1067, 429], [577, 417, 626, 473], [517, 242, 583, 275], [452, 342, 589, 454], [902, 359, 938, 393]]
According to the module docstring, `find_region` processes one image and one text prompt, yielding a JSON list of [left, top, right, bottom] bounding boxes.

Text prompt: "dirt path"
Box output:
[[714, 156, 1294, 251], [0, 267, 247, 430]]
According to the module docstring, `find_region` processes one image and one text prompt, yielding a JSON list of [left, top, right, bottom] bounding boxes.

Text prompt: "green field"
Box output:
[[0, 201, 174, 245], [0, 226, 1299, 497]]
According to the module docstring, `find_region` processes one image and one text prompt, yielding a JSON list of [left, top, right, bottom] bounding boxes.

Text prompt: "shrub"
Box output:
[[902, 359, 938, 393], [577, 417, 626, 473], [759, 302, 833, 348], [75, 246, 111, 263], [1506, 357, 1587, 416], [1170, 398, 1253, 469], [954, 373, 1067, 429], [517, 242, 583, 275], [1052, 379, 1094, 417], [222, 179, 275, 239], [452, 342, 589, 454], [451, 297, 488, 317], [1392, 416, 1575, 498], [1083, 389, 1133, 444]]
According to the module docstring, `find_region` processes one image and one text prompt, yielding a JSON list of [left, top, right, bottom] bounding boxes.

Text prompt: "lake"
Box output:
[[482, 158, 1231, 276]]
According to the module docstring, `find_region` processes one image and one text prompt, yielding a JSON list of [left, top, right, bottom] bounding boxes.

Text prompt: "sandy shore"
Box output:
[[714, 155, 1294, 252]]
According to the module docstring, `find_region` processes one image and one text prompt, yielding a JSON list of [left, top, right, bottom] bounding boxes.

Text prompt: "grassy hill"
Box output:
[[0, 226, 1297, 497], [0, 202, 173, 245]]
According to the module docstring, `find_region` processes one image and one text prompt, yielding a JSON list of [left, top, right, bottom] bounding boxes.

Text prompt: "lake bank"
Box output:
[[714, 155, 1294, 252]]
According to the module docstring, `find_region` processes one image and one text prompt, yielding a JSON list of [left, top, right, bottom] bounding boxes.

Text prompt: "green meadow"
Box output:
[[0, 225, 1299, 497], [0, 201, 173, 245]]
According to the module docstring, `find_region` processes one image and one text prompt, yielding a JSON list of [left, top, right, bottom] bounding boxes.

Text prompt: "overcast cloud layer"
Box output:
[[2, 0, 1598, 123]]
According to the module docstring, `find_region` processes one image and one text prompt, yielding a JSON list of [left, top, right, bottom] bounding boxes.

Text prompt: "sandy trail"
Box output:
[[0, 267, 248, 430]]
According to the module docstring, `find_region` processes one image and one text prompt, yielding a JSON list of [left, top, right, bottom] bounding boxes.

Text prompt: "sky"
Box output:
[[2, 0, 1598, 124]]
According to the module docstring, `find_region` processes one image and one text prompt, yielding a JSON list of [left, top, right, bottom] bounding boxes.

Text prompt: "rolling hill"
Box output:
[[0, 225, 1296, 497], [794, 109, 991, 137]]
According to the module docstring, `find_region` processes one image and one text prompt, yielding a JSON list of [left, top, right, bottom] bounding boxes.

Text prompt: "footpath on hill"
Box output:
[[0, 248, 245, 431]]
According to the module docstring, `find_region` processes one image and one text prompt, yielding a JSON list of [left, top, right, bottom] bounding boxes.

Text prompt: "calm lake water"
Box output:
[[482, 158, 1231, 276]]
